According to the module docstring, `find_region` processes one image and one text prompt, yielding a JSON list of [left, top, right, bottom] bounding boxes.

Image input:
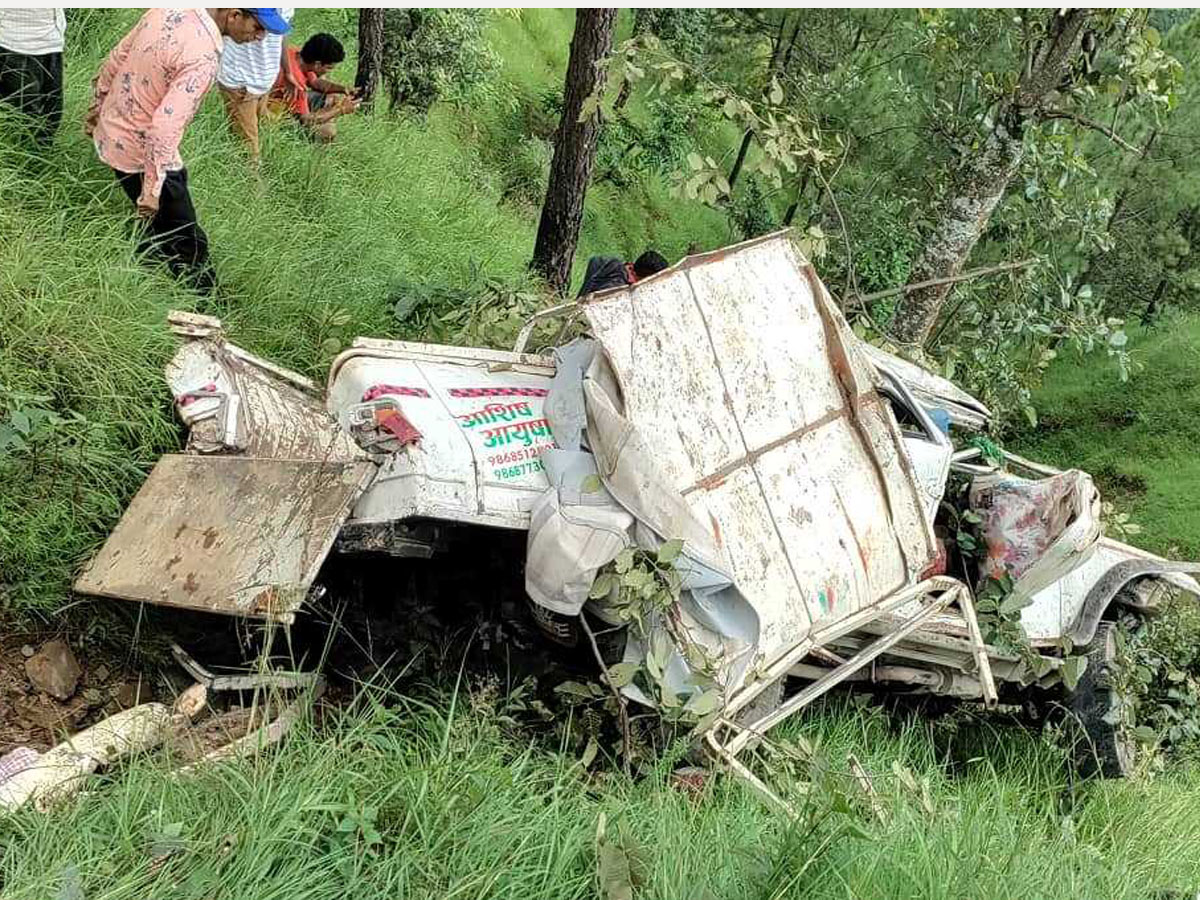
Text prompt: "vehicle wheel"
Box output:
[[1067, 622, 1136, 778]]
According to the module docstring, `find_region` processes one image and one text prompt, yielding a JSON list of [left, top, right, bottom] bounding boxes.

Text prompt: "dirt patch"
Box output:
[[165, 705, 270, 763], [1091, 464, 1149, 502], [0, 636, 156, 753]]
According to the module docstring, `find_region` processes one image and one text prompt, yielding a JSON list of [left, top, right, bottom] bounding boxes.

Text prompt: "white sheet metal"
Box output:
[[581, 232, 936, 667], [857, 341, 992, 430], [74, 455, 375, 622], [328, 341, 557, 529]]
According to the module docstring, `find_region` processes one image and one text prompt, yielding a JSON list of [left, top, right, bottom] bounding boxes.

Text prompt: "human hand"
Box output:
[[136, 196, 159, 219], [283, 70, 305, 101]]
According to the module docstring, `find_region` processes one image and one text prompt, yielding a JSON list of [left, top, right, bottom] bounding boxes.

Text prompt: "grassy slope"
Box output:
[[3, 697, 1200, 899], [1013, 314, 1200, 558], [4, 10, 1200, 899]]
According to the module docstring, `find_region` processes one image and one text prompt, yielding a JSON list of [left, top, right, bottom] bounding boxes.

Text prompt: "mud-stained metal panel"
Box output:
[[581, 267, 745, 490], [582, 232, 935, 665], [74, 455, 375, 622]]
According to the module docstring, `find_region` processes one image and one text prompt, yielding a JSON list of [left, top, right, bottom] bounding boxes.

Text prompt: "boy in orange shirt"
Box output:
[[270, 33, 359, 143]]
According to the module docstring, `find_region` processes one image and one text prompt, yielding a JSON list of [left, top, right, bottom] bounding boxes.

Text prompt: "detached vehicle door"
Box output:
[[75, 328, 376, 624]]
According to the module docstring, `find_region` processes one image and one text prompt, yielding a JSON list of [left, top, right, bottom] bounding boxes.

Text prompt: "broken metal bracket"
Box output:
[[171, 644, 320, 693], [704, 579, 967, 818], [955, 588, 999, 707]]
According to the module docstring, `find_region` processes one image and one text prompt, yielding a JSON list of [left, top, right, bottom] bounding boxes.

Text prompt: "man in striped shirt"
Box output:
[[0, 8, 66, 146], [217, 7, 295, 163]]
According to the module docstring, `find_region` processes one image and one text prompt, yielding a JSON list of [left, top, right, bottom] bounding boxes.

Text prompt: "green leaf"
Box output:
[[1061, 654, 1088, 692], [556, 680, 600, 700], [647, 630, 671, 682], [1132, 725, 1157, 744], [683, 688, 722, 717], [580, 736, 599, 768], [590, 572, 617, 600], [614, 549, 635, 574], [1022, 405, 1038, 429], [597, 832, 636, 900], [769, 77, 784, 105], [605, 662, 640, 688], [621, 568, 648, 589], [656, 539, 684, 564], [687, 152, 704, 171], [581, 474, 603, 493], [10, 409, 30, 435]]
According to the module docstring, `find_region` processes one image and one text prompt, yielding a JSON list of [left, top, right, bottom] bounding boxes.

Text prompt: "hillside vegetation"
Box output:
[[2, 10, 1200, 900], [1015, 314, 1200, 559]]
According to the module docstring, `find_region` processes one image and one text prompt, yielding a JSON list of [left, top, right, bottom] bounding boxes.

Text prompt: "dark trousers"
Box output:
[[116, 168, 216, 294], [0, 47, 62, 146]]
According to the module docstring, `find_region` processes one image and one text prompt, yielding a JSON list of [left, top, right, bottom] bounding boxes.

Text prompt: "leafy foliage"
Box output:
[[1114, 594, 1200, 761], [584, 542, 724, 730], [381, 9, 499, 115]]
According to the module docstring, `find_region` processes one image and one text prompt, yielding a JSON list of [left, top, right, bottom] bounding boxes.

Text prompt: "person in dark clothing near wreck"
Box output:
[[0, 8, 66, 147], [577, 249, 668, 296]]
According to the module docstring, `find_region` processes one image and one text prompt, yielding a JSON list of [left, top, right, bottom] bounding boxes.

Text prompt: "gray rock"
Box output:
[[24, 640, 82, 701]]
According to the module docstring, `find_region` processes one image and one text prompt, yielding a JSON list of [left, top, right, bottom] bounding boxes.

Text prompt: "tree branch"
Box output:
[[579, 614, 632, 776], [849, 257, 1038, 308], [1040, 108, 1142, 155]]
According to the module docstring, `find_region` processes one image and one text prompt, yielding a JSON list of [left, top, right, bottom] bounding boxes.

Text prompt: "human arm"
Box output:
[[85, 26, 138, 136], [279, 38, 305, 99], [297, 94, 360, 127], [311, 76, 351, 95], [138, 56, 217, 214]]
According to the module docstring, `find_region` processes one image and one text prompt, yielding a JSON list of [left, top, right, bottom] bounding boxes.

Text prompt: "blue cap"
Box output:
[[244, 8, 291, 35]]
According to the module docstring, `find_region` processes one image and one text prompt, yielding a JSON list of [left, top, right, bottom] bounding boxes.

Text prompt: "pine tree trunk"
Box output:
[[891, 8, 1091, 346], [783, 171, 810, 227], [354, 8, 385, 111], [613, 79, 632, 113], [530, 8, 618, 295], [728, 13, 794, 192]]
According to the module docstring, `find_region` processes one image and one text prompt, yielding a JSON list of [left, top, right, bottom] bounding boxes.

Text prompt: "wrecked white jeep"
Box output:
[[75, 232, 1200, 790]]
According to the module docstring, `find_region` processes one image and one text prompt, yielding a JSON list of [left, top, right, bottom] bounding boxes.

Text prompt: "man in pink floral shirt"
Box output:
[[85, 8, 290, 292]]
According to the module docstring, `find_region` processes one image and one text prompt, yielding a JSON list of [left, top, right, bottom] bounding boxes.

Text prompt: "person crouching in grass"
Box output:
[[269, 33, 359, 143]]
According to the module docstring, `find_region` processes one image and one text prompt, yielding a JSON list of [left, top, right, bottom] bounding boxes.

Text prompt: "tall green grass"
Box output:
[[0, 9, 729, 618], [3, 693, 1199, 899], [1013, 313, 1200, 558]]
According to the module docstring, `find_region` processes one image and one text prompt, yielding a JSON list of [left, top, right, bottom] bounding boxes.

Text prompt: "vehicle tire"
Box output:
[[1067, 622, 1136, 778]]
